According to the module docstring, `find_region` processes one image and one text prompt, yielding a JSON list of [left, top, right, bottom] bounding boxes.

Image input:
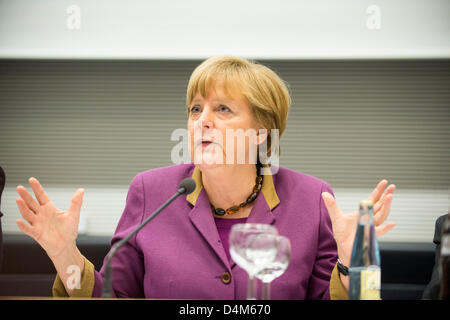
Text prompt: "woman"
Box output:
[[15, 56, 396, 299]]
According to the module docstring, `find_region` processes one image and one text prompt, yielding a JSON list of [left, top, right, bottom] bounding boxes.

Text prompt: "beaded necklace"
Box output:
[[210, 164, 263, 216]]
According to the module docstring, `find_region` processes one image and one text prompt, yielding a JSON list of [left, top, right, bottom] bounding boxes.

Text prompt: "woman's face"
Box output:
[[187, 85, 262, 170]]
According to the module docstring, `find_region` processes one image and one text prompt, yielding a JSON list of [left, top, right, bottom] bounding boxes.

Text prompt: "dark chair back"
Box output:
[[0, 166, 5, 268]]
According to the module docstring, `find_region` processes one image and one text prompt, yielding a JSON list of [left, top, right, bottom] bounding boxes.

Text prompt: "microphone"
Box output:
[[101, 178, 196, 298], [178, 178, 196, 195]]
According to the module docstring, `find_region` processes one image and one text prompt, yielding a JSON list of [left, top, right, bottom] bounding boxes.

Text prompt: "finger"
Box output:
[[16, 219, 35, 239], [16, 185, 40, 213], [375, 222, 396, 237], [374, 184, 396, 214], [29, 177, 51, 206], [321, 192, 341, 221], [68, 188, 85, 216], [368, 180, 388, 204], [16, 198, 36, 225], [374, 193, 393, 226]]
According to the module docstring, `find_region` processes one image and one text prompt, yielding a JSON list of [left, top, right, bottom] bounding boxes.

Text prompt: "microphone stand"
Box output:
[[101, 186, 188, 298]]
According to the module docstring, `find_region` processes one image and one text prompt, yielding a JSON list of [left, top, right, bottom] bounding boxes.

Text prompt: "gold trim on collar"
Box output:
[[186, 166, 203, 206], [186, 165, 280, 210]]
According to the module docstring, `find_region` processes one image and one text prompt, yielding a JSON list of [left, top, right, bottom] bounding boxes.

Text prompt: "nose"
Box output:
[[196, 106, 214, 130]]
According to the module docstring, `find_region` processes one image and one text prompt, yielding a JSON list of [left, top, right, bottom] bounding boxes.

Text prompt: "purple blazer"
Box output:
[[91, 163, 337, 299]]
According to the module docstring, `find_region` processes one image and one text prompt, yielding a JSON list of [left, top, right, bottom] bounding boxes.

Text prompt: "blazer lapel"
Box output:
[[246, 191, 276, 226], [188, 188, 231, 270]]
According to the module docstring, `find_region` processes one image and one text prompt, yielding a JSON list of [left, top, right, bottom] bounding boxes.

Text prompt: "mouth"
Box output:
[[195, 138, 216, 149], [201, 140, 213, 147]]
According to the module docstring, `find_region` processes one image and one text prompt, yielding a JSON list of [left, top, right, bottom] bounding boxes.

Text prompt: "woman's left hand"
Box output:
[[321, 180, 396, 289]]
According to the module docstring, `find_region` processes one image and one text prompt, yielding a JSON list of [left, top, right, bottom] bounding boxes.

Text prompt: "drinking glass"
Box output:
[[255, 235, 291, 300], [229, 223, 278, 300]]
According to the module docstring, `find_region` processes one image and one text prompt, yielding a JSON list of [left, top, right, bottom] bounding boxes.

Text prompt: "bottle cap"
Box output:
[[359, 200, 374, 207]]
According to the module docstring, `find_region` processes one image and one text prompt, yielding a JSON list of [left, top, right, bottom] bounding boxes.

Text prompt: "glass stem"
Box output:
[[262, 281, 271, 300], [247, 275, 257, 300]]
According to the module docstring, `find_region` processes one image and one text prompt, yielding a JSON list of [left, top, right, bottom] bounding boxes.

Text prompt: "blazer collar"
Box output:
[[186, 165, 280, 211]]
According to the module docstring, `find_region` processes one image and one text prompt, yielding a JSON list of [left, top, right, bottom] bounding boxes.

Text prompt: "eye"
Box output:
[[218, 105, 231, 113], [190, 105, 201, 113]]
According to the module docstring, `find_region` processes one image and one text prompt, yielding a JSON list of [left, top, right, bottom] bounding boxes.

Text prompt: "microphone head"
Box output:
[[178, 178, 196, 195]]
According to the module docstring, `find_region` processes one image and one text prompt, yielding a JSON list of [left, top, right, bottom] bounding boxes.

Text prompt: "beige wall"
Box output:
[[0, 0, 449, 59]]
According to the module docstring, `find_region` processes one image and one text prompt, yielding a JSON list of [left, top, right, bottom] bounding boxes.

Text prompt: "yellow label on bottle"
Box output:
[[360, 268, 381, 300]]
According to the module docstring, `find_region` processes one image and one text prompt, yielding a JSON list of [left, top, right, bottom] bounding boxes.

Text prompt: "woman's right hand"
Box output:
[[15, 177, 85, 260]]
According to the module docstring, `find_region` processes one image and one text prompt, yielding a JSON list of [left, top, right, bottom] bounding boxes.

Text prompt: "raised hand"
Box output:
[[15, 177, 85, 260], [321, 180, 396, 269]]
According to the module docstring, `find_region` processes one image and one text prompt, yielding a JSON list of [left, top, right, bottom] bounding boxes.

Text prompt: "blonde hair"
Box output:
[[186, 56, 291, 159]]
